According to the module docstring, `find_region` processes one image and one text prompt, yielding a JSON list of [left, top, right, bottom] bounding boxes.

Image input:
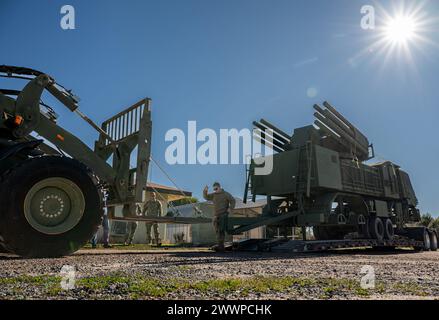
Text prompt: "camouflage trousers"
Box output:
[[212, 213, 227, 248], [146, 223, 160, 243], [125, 221, 138, 244]]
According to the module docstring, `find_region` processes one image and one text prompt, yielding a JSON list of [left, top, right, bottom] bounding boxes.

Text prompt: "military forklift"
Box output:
[[0, 65, 152, 257]]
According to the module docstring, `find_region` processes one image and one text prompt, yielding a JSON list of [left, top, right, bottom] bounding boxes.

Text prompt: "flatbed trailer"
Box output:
[[232, 237, 426, 253], [110, 215, 432, 253]]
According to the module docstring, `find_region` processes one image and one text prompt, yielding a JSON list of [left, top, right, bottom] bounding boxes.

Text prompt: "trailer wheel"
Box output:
[[429, 231, 437, 251], [369, 217, 384, 241], [422, 230, 431, 251], [383, 219, 395, 240], [0, 156, 103, 258]]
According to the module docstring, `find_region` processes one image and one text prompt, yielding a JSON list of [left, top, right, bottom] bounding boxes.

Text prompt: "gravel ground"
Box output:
[[0, 248, 438, 300]]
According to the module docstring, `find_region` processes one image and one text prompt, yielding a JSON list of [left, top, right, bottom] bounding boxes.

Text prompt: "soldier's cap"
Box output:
[[213, 182, 221, 187]]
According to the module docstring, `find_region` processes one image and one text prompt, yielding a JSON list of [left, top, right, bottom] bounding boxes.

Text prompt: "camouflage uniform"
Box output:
[[203, 188, 235, 250], [125, 221, 138, 245], [142, 199, 162, 244], [123, 204, 139, 245], [91, 207, 110, 248]]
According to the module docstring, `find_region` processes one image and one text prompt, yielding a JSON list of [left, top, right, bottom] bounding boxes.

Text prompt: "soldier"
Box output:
[[124, 221, 138, 245], [142, 192, 162, 245], [91, 206, 111, 248], [203, 182, 235, 252], [124, 204, 140, 246]]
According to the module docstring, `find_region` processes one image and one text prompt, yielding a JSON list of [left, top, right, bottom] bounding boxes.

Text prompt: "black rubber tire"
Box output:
[[0, 156, 103, 258], [429, 231, 437, 251], [369, 217, 384, 241], [383, 219, 395, 240], [422, 230, 431, 251]]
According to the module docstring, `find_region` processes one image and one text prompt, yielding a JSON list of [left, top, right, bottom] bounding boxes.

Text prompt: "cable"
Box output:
[[145, 155, 203, 217], [149, 156, 190, 199]]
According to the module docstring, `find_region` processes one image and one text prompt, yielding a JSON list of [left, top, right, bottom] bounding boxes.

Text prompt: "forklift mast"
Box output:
[[0, 65, 151, 214]]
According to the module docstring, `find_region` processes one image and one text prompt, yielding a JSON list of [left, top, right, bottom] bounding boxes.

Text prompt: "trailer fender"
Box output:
[[0, 140, 43, 161]]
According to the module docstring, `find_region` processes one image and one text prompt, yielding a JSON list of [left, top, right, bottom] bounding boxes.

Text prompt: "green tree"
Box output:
[[420, 213, 434, 227], [430, 217, 439, 229], [169, 197, 198, 207]]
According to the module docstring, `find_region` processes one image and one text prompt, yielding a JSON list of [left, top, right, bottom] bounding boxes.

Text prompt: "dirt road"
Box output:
[[0, 248, 437, 300]]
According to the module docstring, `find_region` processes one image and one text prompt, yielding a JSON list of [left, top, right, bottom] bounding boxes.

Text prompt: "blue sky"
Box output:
[[1, 0, 439, 215]]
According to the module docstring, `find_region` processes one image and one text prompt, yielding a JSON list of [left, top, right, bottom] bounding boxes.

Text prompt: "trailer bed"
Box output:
[[232, 237, 424, 253]]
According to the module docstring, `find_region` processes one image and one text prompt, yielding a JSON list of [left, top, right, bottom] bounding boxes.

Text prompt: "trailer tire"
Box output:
[[369, 217, 384, 241], [422, 230, 431, 251], [429, 231, 437, 251], [383, 219, 395, 240], [0, 156, 103, 258]]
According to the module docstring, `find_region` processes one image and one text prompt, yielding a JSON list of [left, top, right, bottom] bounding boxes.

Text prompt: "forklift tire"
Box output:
[[369, 217, 384, 241], [429, 231, 437, 251], [0, 156, 103, 258], [383, 219, 395, 240]]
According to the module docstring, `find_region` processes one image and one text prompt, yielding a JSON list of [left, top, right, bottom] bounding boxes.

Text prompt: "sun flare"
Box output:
[[350, 1, 436, 71], [384, 15, 417, 44]]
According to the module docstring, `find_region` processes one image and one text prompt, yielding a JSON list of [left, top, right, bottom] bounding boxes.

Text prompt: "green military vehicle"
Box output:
[[113, 101, 436, 253], [242, 101, 437, 251], [0, 66, 151, 257]]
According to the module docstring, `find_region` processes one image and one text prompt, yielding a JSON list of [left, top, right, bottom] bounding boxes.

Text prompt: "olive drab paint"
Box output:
[[245, 101, 421, 240]]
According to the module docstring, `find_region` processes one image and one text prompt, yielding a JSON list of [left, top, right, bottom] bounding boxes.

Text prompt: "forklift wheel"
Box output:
[[0, 156, 103, 258]]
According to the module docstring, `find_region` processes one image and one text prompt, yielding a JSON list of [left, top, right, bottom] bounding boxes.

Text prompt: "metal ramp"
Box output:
[[242, 163, 255, 204]]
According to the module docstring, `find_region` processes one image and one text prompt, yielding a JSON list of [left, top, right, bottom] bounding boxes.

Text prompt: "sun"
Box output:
[[348, 1, 436, 71], [384, 15, 417, 44]]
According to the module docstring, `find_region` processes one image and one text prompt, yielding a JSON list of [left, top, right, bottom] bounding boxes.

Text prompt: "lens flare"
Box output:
[[349, 1, 436, 73], [384, 15, 417, 44]]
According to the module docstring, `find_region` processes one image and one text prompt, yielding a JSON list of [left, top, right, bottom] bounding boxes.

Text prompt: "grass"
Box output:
[[392, 282, 429, 297], [0, 274, 432, 299]]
